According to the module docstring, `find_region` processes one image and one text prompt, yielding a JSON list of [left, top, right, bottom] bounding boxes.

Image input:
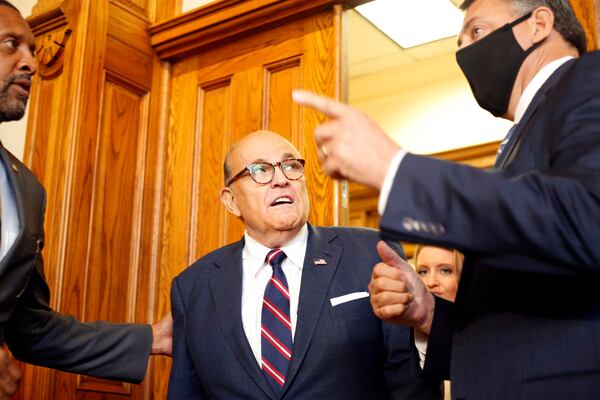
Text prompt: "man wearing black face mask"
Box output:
[[293, 0, 600, 398]]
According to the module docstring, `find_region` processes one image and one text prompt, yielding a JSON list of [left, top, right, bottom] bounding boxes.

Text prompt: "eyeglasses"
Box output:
[[227, 158, 306, 186]]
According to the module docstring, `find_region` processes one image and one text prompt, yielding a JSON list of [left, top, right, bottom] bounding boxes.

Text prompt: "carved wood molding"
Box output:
[[150, 0, 368, 60], [27, 5, 72, 78]]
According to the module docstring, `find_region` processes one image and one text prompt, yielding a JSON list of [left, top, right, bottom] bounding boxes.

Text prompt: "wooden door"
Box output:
[[20, 0, 175, 399], [572, 0, 600, 50], [20, 0, 357, 398], [148, 2, 350, 395]]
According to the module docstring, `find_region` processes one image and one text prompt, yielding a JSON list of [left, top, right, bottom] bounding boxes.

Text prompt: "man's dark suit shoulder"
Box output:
[[176, 225, 402, 282]]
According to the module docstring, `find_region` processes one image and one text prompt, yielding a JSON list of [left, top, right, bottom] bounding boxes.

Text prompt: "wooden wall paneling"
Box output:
[[75, 74, 149, 396], [263, 56, 302, 143], [139, 58, 171, 400], [155, 7, 344, 273], [150, 0, 369, 60], [300, 10, 341, 227], [145, 0, 180, 24], [571, 0, 600, 50], [26, 0, 77, 325], [47, 2, 113, 397], [19, 3, 86, 399], [113, 0, 149, 18], [155, 59, 197, 292], [22, 0, 164, 398], [21, 0, 357, 397], [190, 78, 233, 261], [153, 10, 348, 398], [31, 0, 64, 14]]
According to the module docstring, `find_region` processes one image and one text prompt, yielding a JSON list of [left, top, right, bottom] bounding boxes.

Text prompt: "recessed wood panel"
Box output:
[[75, 76, 148, 395], [190, 78, 233, 262], [263, 56, 302, 143], [83, 77, 146, 324]]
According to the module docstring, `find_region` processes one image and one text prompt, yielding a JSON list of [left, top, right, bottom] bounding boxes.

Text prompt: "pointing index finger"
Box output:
[[292, 89, 348, 118]]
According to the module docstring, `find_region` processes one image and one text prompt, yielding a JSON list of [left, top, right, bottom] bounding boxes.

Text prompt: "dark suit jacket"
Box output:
[[168, 225, 442, 399], [379, 52, 600, 399], [0, 144, 151, 383]]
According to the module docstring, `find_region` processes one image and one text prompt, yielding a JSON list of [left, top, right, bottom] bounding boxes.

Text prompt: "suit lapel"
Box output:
[[282, 225, 342, 395], [496, 58, 576, 170], [208, 240, 277, 400]]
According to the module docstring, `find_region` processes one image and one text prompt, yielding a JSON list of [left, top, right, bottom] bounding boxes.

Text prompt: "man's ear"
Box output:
[[531, 6, 555, 44], [220, 187, 242, 217]]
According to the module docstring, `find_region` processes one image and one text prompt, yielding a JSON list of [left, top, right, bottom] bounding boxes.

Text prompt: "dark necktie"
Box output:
[[495, 124, 518, 167], [261, 249, 292, 393]]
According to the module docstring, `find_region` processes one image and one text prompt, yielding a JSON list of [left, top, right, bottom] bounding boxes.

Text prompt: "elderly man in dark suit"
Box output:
[[168, 130, 442, 399], [294, 0, 600, 398], [0, 2, 171, 398]]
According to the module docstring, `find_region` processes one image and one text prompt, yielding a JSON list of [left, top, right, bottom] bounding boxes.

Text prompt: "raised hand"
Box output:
[[369, 241, 435, 335], [292, 90, 400, 190]]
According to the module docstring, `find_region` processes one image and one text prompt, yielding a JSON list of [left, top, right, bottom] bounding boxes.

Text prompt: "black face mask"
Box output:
[[456, 12, 540, 117]]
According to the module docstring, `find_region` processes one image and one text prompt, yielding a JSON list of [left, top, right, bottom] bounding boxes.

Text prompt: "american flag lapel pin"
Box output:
[[313, 258, 327, 266]]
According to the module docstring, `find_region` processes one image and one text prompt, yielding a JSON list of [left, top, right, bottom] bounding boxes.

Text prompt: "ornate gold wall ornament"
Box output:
[[27, 5, 72, 78], [37, 27, 72, 74]]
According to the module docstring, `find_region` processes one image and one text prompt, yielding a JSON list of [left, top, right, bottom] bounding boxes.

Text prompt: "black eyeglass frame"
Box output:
[[226, 158, 306, 186]]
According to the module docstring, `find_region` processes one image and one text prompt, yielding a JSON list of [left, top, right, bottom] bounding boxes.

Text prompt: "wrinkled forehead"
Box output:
[[231, 133, 302, 168]]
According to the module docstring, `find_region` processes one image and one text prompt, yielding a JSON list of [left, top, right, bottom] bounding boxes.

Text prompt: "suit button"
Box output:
[[402, 217, 415, 231], [432, 224, 446, 236]]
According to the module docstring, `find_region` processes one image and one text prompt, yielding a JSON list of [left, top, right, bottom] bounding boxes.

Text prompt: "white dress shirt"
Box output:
[[0, 157, 20, 261], [376, 56, 575, 367], [241, 224, 308, 364]]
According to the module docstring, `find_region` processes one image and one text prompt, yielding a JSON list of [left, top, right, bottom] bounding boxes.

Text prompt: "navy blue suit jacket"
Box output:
[[380, 52, 600, 399], [168, 225, 442, 399], [0, 144, 151, 382]]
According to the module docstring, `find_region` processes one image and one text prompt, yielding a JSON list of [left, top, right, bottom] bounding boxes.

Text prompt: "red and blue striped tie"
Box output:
[[261, 249, 292, 393]]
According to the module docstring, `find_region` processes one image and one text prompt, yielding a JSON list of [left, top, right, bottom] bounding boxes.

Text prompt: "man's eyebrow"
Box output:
[[457, 18, 473, 47], [282, 152, 297, 160], [250, 158, 269, 164], [248, 153, 299, 164]]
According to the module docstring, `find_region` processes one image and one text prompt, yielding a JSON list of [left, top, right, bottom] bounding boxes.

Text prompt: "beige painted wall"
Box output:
[[1, 0, 37, 160], [182, 0, 214, 13], [350, 53, 512, 155]]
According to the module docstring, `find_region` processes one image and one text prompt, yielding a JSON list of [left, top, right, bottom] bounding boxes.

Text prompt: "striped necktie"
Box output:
[[261, 248, 292, 393]]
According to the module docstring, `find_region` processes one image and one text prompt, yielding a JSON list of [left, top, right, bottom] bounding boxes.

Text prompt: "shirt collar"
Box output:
[[514, 56, 574, 124], [243, 224, 308, 277]]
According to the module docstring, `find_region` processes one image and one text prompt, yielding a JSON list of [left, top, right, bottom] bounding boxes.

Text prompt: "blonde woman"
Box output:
[[413, 245, 464, 301], [413, 245, 464, 400]]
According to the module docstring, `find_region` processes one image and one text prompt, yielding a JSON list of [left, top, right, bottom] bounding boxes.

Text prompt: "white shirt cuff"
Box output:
[[378, 149, 407, 215], [414, 330, 429, 369]]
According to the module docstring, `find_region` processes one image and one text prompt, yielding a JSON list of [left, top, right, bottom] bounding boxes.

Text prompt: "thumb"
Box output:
[[376, 241, 411, 272]]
